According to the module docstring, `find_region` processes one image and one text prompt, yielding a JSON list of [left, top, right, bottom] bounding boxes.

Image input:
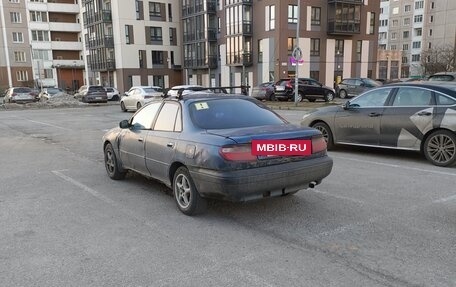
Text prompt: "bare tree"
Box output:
[[420, 44, 456, 76]]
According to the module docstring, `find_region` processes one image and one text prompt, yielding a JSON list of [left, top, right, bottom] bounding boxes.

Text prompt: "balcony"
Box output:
[[183, 56, 218, 69], [88, 59, 116, 72], [227, 52, 253, 67], [51, 41, 83, 50], [86, 36, 114, 49], [49, 22, 81, 33], [328, 0, 363, 3], [52, 59, 84, 68], [327, 19, 361, 35], [84, 10, 112, 27], [47, 3, 80, 14]]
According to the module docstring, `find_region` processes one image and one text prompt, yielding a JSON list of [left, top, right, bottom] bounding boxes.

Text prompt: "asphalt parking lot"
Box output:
[[0, 103, 455, 286]]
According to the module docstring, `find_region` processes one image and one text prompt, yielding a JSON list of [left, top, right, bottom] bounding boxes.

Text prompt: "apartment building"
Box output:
[[81, 0, 182, 93], [380, 0, 456, 78], [0, 0, 84, 90]]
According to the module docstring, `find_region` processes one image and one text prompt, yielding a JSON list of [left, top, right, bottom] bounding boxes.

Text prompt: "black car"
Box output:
[[103, 93, 333, 215], [74, 85, 108, 103], [301, 82, 456, 167], [274, 78, 335, 102]]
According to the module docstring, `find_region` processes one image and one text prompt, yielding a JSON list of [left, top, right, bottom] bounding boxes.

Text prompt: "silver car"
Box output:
[[120, 86, 163, 111], [336, 78, 381, 99]]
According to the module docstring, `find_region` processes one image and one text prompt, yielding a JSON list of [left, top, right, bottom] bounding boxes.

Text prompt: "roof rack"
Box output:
[[165, 85, 250, 100]]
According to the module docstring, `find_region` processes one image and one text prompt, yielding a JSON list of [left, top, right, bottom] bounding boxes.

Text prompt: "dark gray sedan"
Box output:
[[103, 94, 333, 215], [301, 82, 456, 167]]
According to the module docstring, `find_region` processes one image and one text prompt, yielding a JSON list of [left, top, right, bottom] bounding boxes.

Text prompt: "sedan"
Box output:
[[103, 94, 333, 215], [251, 82, 275, 101], [301, 82, 456, 167], [120, 86, 163, 111]]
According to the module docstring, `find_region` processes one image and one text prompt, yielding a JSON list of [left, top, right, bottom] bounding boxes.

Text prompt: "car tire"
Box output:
[[270, 94, 277, 101], [325, 91, 335, 102], [173, 166, 207, 216], [112, 95, 119, 101], [339, 90, 348, 99], [120, 101, 127, 112], [423, 130, 456, 167], [136, 102, 142, 110], [297, 92, 304, 102], [311, 122, 334, 150], [308, 99, 316, 102], [104, 143, 127, 180]]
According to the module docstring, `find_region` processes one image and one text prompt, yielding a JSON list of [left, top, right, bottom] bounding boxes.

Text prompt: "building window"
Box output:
[[310, 38, 320, 56], [149, 27, 162, 42], [168, 3, 172, 21], [125, 25, 133, 44], [356, 40, 362, 62], [30, 11, 47, 22], [415, 1, 424, 9], [415, 28, 422, 36], [404, 5, 411, 12], [391, 32, 397, 40], [414, 15, 423, 23], [404, 18, 410, 25], [136, 0, 141, 20], [391, 45, 397, 50], [392, 20, 398, 27], [412, 41, 421, 49], [335, 39, 344, 55], [14, 51, 26, 62], [403, 44, 409, 51], [369, 12, 376, 34], [9, 0, 20, 3], [403, 31, 409, 39], [151, 51, 164, 64], [402, 56, 408, 64], [139, 50, 146, 68], [10, 12, 21, 23], [311, 7, 321, 25], [429, 29, 433, 36], [258, 39, 264, 63], [149, 2, 161, 19], [12, 32, 23, 43], [31, 30, 49, 41], [266, 5, 275, 31], [287, 37, 296, 56], [288, 5, 297, 24], [412, 54, 421, 62], [430, 15, 434, 23], [16, 70, 28, 81]]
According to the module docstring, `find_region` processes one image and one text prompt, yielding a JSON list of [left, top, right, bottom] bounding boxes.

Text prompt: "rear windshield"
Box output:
[[144, 87, 163, 93], [428, 75, 455, 81], [14, 87, 32, 93], [189, 98, 286, 129], [89, 86, 106, 91]]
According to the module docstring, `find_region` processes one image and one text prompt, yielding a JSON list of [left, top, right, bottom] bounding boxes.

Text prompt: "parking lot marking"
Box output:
[[23, 118, 70, 130], [332, 155, 456, 177], [433, 194, 456, 203]]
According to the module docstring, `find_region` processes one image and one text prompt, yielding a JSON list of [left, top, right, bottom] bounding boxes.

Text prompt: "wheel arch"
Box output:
[[169, 161, 186, 187]]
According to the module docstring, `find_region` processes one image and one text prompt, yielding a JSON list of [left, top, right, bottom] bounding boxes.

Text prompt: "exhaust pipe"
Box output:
[[308, 181, 317, 188]]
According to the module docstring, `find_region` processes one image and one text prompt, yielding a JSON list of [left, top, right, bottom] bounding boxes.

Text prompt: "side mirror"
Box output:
[[119, 120, 130, 129]]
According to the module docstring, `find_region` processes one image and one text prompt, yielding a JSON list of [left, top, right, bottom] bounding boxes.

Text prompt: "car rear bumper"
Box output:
[[189, 156, 333, 202]]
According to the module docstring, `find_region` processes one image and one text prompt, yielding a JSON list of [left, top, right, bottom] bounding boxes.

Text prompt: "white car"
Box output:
[[120, 86, 163, 111], [166, 85, 204, 97], [105, 87, 120, 101]]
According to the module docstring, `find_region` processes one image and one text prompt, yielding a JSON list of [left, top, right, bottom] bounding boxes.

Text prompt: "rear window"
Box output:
[[89, 86, 106, 91], [144, 87, 163, 93], [190, 98, 286, 129], [429, 75, 456, 81], [13, 87, 32, 93]]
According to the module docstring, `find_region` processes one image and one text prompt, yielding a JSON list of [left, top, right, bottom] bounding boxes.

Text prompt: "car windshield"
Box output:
[[429, 75, 455, 81], [190, 98, 286, 129], [144, 87, 162, 93], [46, 88, 62, 94], [14, 87, 32, 93]]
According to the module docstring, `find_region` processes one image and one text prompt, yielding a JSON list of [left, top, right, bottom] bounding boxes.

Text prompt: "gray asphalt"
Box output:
[[0, 105, 455, 287]]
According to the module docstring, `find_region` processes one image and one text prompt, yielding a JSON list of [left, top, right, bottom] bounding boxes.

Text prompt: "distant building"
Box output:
[[0, 0, 84, 90]]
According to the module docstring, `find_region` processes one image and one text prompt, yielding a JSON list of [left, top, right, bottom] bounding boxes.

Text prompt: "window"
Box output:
[[391, 45, 397, 50], [125, 25, 133, 44], [369, 12, 376, 34], [403, 44, 409, 51], [356, 41, 362, 62], [266, 5, 275, 31], [392, 20, 398, 27], [412, 54, 420, 62], [139, 50, 146, 68], [135, 0, 143, 20], [380, 19, 388, 27], [149, 2, 161, 19], [430, 15, 434, 23], [350, 88, 392, 107], [335, 39, 344, 55], [131, 102, 161, 130], [403, 31, 409, 39], [14, 51, 26, 62], [415, 28, 422, 36], [151, 51, 164, 64], [32, 49, 49, 60], [402, 56, 408, 64], [29, 0, 44, 2], [414, 15, 423, 23], [9, 0, 19, 3], [258, 39, 264, 63], [16, 70, 28, 81], [10, 12, 21, 23], [310, 38, 320, 56], [311, 7, 321, 25], [12, 32, 23, 43], [412, 41, 421, 49], [168, 3, 172, 21], [415, 1, 424, 9], [404, 5, 411, 12], [31, 30, 49, 41], [392, 88, 432, 106], [30, 11, 47, 22], [287, 37, 296, 56], [154, 103, 180, 132], [149, 27, 162, 41], [288, 5, 297, 24], [437, 94, 456, 105], [391, 32, 397, 40], [404, 18, 410, 25]]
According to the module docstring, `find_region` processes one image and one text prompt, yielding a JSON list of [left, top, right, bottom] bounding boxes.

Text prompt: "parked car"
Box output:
[[105, 87, 120, 101], [427, 72, 456, 82], [120, 86, 163, 111], [74, 85, 108, 103], [3, 87, 39, 103], [336, 78, 381, 98], [250, 82, 275, 101], [165, 85, 204, 97], [301, 82, 456, 167], [103, 93, 333, 215], [274, 78, 335, 102], [38, 87, 65, 101]]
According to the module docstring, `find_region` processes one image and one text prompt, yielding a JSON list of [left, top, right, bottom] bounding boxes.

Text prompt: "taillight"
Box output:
[[11, 93, 17, 97], [286, 81, 293, 88], [219, 145, 257, 161], [312, 136, 327, 154]]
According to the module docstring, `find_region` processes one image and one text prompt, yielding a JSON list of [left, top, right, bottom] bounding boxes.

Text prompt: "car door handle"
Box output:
[[417, 111, 432, 116], [138, 138, 144, 142], [368, 112, 381, 117], [167, 142, 175, 148]]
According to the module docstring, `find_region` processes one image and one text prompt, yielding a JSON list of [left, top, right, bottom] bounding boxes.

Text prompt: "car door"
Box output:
[[380, 87, 434, 149], [145, 102, 182, 183], [125, 88, 138, 109], [334, 87, 393, 145], [118, 102, 162, 175]]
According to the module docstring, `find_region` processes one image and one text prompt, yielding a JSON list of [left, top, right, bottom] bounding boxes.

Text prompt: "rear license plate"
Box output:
[[96, 97, 102, 99], [275, 86, 285, 91]]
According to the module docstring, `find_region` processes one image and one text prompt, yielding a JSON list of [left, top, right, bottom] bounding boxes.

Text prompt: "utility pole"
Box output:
[[294, 0, 301, 106]]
